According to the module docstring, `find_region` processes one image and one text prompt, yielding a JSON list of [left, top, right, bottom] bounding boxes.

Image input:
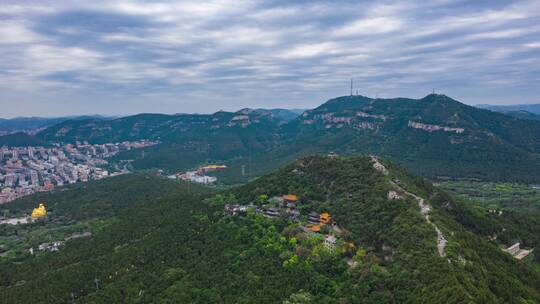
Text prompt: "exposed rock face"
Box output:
[[300, 110, 380, 130], [356, 111, 388, 121], [371, 156, 388, 175], [56, 126, 71, 137], [227, 115, 252, 128], [356, 122, 375, 130], [387, 191, 402, 200], [408, 121, 464, 134], [231, 115, 250, 121]]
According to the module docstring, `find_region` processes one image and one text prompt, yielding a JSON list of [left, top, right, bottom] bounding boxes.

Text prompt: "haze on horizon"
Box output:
[[1, 0, 539, 118]]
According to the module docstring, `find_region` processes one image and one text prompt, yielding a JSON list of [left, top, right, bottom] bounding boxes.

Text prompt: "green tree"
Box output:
[[283, 290, 313, 304]]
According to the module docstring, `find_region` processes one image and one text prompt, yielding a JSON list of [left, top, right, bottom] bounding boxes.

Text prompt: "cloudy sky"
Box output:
[[1, 0, 539, 117]]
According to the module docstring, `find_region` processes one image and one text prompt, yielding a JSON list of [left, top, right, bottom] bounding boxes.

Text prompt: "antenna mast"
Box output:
[[350, 79, 353, 96]]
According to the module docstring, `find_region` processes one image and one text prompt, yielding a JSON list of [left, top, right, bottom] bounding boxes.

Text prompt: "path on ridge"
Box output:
[[370, 156, 447, 257]]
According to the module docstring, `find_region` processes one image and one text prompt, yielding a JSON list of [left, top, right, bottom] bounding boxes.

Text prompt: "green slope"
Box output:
[[497, 110, 540, 121], [1, 156, 539, 303], [0, 174, 205, 261], [228, 155, 540, 302]]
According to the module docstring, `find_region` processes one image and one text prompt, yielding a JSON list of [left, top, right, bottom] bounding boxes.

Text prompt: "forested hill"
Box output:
[[0, 115, 113, 134], [1, 156, 539, 303], [0, 132, 46, 147], [478, 103, 540, 115], [21, 93, 540, 182], [228, 155, 540, 302], [224, 94, 540, 183], [36, 109, 286, 144]]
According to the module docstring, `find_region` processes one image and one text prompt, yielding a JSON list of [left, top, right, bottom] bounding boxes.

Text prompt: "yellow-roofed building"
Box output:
[[308, 224, 321, 232], [320, 212, 331, 225], [283, 194, 299, 202], [31, 203, 47, 219]]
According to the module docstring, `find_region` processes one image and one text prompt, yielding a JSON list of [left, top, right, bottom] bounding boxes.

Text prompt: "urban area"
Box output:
[[0, 140, 158, 203]]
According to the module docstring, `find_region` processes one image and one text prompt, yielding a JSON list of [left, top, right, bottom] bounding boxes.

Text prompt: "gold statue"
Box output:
[[31, 203, 47, 218]]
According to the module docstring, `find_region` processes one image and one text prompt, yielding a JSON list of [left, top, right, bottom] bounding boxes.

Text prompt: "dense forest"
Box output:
[[0, 174, 206, 261], [1, 156, 539, 303]]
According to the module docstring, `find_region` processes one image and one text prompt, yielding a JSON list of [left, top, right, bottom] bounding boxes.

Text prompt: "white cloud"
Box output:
[[524, 42, 540, 48], [469, 28, 538, 39], [277, 42, 341, 59], [333, 17, 403, 37], [0, 20, 46, 44]]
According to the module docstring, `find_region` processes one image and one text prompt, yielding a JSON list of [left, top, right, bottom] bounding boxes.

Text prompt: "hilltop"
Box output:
[[1, 156, 539, 303]]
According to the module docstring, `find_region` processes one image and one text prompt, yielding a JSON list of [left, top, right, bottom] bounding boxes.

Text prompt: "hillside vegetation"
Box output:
[[0, 174, 203, 260], [499, 110, 540, 121], [1, 156, 539, 303]]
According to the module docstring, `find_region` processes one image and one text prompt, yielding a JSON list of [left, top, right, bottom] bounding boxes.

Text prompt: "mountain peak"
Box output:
[[421, 93, 457, 103], [236, 108, 256, 115]]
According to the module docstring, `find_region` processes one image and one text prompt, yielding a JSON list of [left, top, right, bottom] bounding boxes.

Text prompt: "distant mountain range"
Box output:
[[5, 95, 540, 182], [478, 103, 540, 114], [0, 109, 303, 137], [0, 115, 114, 135], [476, 104, 540, 121]]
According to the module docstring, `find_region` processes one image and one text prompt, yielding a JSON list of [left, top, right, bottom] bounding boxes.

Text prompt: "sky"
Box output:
[[0, 0, 539, 118]]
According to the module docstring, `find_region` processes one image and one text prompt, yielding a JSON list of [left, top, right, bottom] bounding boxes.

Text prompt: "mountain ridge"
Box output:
[[5, 94, 540, 182], [0, 115, 114, 135]]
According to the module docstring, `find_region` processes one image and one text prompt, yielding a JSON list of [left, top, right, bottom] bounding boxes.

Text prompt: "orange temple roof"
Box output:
[[320, 212, 331, 224], [309, 225, 321, 232], [283, 194, 299, 202]]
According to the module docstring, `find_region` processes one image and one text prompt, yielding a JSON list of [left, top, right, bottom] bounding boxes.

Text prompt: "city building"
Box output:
[[0, 140, 158, 203]]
